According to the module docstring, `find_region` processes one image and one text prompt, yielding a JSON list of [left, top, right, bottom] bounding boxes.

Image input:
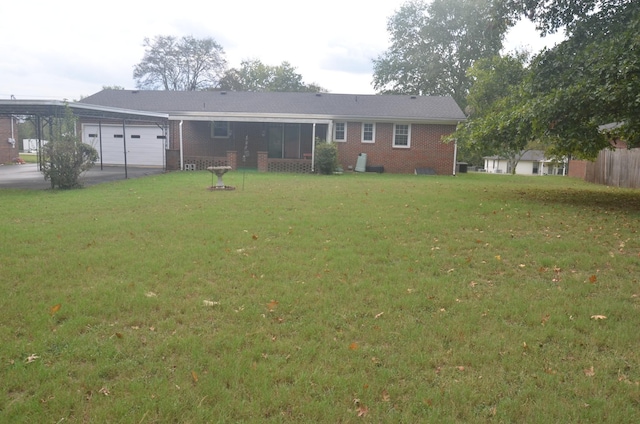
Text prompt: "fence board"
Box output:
[[584, 148, 640, 188]]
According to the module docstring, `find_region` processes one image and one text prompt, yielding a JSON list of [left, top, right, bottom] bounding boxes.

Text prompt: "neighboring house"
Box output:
[[0, 116, 19, 164], [76, 90, 466, 174], [483, 150, 568, 175]]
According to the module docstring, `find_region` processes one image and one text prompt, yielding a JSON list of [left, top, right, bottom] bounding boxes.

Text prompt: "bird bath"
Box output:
[[207, 166, 235, 190]]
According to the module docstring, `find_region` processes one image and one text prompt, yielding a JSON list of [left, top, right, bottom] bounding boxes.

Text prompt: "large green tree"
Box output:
[[133, 35, 227, 91], [453, 53, 539, 171], [455, 1, 639, 160], [219, 59, 326, 92], [525, 1, 640, 156], [372, 0, 513, 108]]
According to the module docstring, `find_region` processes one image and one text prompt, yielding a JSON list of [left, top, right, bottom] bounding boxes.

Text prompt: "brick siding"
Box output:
[[0, 117, 19, 163], [335, 122, 456, 174]]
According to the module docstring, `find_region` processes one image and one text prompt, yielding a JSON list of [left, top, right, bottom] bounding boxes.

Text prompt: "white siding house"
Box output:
[[483, 150, 568, 175]]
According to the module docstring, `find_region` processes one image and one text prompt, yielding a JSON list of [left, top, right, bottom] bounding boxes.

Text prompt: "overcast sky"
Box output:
[[0, 0, 563, 101]]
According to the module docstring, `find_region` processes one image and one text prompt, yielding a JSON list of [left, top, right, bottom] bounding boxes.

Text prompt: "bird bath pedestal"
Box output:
[[207, 166, 235, 190]]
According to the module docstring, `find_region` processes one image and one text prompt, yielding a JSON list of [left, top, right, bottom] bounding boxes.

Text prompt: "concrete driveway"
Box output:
[[0, 163, 166, 189]]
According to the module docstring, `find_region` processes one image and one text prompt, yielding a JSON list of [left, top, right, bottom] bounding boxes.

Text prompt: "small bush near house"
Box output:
[[315, 139, 338, 174], [40, 107, 98, 189]]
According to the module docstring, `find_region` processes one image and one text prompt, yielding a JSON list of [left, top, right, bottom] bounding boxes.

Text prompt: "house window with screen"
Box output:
[[362, 123, 375, 143], [393, 124, 411, 148], [334, 122, 346, 142], [212, 121, 230, 138]]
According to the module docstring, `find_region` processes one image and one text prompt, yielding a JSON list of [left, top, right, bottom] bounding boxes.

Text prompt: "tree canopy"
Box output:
[[452, 0, 640, 160], [133, 35, 227, 91], [372, 0, 512, 108], [219, 59, 326, 92]]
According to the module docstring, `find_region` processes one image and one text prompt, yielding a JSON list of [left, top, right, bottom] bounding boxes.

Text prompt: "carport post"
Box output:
[[98, 121, 104, 170], [122, 119, 128, 179]]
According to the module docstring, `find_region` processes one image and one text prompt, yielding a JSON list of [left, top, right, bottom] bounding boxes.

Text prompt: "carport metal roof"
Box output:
[[0, 99, 169, 122], [0, 100, 169, 179]]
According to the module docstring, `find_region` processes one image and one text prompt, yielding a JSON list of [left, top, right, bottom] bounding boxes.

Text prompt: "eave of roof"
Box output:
[[0, 100, 169, 122]]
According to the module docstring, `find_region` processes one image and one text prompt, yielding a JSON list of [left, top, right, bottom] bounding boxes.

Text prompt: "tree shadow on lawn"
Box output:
[[499, 185, 640, 216]]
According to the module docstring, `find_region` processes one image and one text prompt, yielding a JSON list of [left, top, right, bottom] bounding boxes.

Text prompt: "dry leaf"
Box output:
[[267, 300, 279, 311], [584, 366, 595, 377], [115, 332, 123, 339], [541, 314, 550, 325], [589, 275, 597, 283], [203, 300, 219, 306], [98, 387, 110, 396], [457, 366, 465, 371], [252, 234, 258, 240], [381, 389, 390, 402], [25, 354, 39, 364], [191, 370, 199, 383], [49, 303, 61, 316], [145, 291, 157, 297], [591, 315, 607, 320], [356, 405, 369, 417], [349, 342, 359, 351], [374, 312, 384, 319]]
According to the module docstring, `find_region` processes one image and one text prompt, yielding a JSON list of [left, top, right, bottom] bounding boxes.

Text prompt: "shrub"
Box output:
[[315, 140, 338, 174], [41, 107, 98, 189]]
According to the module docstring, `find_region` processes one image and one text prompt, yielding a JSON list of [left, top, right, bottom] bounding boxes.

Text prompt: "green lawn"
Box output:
[[1, 171, 639, 423]]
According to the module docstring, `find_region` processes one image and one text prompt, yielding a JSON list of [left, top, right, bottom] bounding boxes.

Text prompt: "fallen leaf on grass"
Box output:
[[145, 291, 157, 298], [267, 300, 279, 311], [382, 389, 390, 402], [49, 303, 61, 316], [374, 312, 384, 319], [349, 342, 359, 351], [25, 354, 39, 364], [98, 387, 110, 396], [357, 405, 369, 417], [191, 370, 199, 383], [203, 300, 220, 306], [591, 315, 607, 320], [589, 275, 597, 283], [584, 366, 595, 377], [541, 314, 550, 325]]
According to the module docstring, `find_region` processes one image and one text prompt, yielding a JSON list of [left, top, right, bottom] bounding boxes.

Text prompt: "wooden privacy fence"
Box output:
[[584, 148, 640, 188]]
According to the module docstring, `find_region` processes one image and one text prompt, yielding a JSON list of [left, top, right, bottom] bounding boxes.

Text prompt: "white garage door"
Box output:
[[82, 124, 166, 167]]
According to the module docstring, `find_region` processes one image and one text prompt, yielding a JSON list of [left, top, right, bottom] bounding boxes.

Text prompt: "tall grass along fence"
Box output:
[[584, 148, 640, 188]]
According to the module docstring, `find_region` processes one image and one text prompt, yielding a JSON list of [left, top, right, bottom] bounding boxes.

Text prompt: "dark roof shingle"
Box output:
[[79, 90, 466, 123]]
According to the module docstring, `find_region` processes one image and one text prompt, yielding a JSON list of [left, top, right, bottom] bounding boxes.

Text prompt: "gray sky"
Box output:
[[0, 0, 563, 101]]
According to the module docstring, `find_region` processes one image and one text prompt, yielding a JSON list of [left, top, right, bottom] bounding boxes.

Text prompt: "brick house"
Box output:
[[78, 90, 465, 174], [0, 116, 19, 164]]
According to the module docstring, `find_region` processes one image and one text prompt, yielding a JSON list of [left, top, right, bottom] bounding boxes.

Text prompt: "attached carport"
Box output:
[[0, 99, 169, 178]]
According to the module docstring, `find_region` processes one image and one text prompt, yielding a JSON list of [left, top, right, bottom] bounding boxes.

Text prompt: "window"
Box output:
[[362, 123, 375, 143], [211, 121, 230, 138], [333, 122, 346, 142], [393, 124, 411, 148]]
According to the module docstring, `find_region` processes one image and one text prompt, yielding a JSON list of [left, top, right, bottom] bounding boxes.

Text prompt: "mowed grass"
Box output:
[[0, 171, 639, 423]]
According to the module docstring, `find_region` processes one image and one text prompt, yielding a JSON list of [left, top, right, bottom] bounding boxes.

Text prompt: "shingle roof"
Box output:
[[79, 90, 466, 123]]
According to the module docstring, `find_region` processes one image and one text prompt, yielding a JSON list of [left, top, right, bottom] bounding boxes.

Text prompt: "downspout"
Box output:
[[452, 138, 458, 176], [311, 123, 316, 172], [179, 120, 184, 170]]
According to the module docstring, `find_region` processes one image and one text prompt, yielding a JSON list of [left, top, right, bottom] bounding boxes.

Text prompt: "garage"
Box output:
[[82, 124, 167, 167]]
